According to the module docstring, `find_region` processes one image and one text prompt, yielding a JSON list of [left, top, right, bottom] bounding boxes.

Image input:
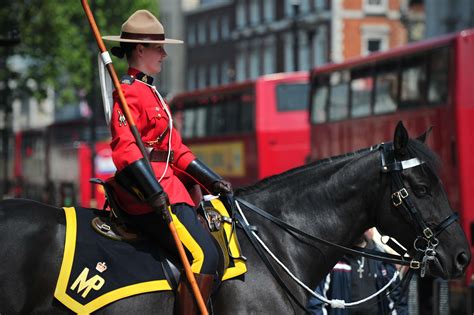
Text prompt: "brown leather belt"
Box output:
[[149, 150, 174, 163]]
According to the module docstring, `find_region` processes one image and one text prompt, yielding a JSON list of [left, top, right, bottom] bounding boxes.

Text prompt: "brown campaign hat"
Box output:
[[102, 10, 183, 44]]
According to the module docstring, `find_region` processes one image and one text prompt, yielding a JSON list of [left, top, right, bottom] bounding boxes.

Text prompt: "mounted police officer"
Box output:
[[103, 10, 232, 314]]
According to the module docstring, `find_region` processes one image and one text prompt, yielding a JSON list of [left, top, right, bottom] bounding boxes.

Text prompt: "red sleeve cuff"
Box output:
[[174, 151, 196, 170]]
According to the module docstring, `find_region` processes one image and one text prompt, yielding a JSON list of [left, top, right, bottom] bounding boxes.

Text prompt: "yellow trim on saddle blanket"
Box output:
[[54, 207, 171, 314], [208, 198, 247, 280]]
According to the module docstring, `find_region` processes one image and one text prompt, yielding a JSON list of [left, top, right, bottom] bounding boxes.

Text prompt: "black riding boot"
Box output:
[[175, 273, 214, 315]]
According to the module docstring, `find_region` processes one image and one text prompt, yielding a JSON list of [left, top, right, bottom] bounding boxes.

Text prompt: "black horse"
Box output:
[[0, 123, 470, 314]]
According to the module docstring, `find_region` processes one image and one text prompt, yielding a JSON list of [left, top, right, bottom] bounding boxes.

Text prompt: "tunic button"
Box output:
[[157, 114, 162, 118], [155, 107, 159, 111]]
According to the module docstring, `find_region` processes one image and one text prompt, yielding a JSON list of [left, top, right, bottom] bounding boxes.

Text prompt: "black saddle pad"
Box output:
[[54, 206, 172, 314]]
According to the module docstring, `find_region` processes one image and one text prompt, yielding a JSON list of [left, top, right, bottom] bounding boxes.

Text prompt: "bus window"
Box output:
[[182, 107, 196, 139], [208, 104, 225, 136], [329, 71, 349, 121], [375, 62, 398, 114], [428, 47, 450, 105], [225, 99, 240, 134], [195, 107, 206, 137], [311, 76, 329, 124], [351, 68, 372, 118], [240, 95, 254, 132], [276, 83, 310, 111], [400, 56, 427, 108]]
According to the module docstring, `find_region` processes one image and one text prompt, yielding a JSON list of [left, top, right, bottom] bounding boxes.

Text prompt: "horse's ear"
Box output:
[[416, 126, 433, 143], [394, 121, 409, 157]]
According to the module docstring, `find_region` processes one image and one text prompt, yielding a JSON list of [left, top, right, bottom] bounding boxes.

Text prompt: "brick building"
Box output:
[[331, 0, 408, 62]]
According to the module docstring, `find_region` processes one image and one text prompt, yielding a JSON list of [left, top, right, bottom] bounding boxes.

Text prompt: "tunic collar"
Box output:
[[127, 68, 154, 85]]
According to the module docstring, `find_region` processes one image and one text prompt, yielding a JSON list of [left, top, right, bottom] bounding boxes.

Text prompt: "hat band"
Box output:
[[121, 31, 165, 41]]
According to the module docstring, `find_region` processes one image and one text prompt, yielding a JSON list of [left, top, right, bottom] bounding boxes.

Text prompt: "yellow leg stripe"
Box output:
[[171, 211, 204, 273]]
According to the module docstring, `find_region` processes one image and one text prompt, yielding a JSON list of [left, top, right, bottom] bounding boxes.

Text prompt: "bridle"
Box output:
[[379, 142, 458, 277], [230, 141, 459, 311]]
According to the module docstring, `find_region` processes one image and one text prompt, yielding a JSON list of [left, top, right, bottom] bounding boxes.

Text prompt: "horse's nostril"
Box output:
[[456, 251, 470, 268]]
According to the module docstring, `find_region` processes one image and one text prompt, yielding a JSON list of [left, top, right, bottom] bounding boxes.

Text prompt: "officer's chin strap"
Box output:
[[233, 199, 400, 309], [136, 80, 173, 182]]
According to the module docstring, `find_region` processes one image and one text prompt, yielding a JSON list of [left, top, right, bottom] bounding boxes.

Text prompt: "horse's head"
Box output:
[[376, 122, 470, 279]]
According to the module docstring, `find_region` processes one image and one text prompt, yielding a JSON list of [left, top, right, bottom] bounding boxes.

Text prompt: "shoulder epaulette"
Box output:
[[120, 75, 135, 85]]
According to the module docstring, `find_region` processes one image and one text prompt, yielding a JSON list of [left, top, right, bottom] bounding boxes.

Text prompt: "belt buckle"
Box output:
[[150, 149, 174, 163]]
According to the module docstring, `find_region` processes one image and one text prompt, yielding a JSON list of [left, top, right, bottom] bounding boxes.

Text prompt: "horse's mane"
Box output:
[[236, 138, 440, 195], [236, 145, 377, 195]]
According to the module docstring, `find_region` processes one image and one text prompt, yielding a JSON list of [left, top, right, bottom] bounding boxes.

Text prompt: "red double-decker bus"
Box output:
[[12, 122, 115, 208], [171, 72, 310, 187], [309, 29, 474, 309]]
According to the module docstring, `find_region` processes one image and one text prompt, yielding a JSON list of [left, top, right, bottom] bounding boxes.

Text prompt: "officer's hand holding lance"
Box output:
[[212, 179, 233, 195], [150, 191, 169, 212], [115, 159, 172, 221], [186, 159, 233, 196], [150, 191, 172, 222]]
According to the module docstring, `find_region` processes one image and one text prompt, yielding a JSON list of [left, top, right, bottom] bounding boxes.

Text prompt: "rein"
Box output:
[[232, 142, 459, 311]]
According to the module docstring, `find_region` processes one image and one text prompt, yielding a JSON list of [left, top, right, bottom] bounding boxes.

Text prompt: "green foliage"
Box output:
[[6, 0, 158, 105]]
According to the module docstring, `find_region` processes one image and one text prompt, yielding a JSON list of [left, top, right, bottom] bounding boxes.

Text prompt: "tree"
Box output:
[[7, 0, 158, 105]]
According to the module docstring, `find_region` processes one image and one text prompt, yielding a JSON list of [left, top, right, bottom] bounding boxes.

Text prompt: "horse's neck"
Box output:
[[237, 150, 384, 282]]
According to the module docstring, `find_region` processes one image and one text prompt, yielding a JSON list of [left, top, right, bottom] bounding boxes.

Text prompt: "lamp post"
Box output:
[[291, 0, 301, 72]]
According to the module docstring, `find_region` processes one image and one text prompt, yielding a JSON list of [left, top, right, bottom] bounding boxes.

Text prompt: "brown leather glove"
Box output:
[[212, 180, 233, 195]]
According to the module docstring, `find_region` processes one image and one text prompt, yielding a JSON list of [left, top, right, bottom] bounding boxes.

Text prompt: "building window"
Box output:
[[284, 32, 294, 72], [198, 65, 207, 89], [284, 0, 293, 17], [210, 64, 218, 86], [187, 23, 196, 46], [236, 1, 246, 28], [263, 0, 275, 22], [363, 0, 387, 15], [301, 0, 310, 12], [361, 24, 389, 55], [210, 18, 218, 43], [221, 16, 230, 39], [187, 67, 196, 91], [221, 61, 230, 84], [363, 36, 387, 54], [236, 49, 246, 81], [367, 39, 381, 53], [250, 0, 260, 25], [263, 35, 276, 74], [298, 30, 309, 71], [313, 24, 328, 66], [250, 46, 260, 79], [314, 0, 326, 10], [197, 21, 207, 45]]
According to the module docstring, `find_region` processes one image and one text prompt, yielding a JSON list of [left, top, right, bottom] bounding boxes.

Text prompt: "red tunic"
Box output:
[[110, 68, 196, 213]]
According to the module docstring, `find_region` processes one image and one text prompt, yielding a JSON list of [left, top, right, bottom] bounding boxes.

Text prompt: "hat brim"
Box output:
[[102, 35, 183, 44]]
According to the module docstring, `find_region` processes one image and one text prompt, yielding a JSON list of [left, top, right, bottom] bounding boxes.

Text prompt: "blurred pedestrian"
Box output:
[[307, 229, 408, 315]]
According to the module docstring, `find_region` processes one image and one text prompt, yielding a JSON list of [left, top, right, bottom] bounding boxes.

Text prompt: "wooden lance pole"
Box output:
[[80, 2, 208, 314]]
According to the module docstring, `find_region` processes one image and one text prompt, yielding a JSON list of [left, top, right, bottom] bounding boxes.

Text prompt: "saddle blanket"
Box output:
[[54, 205, 246, 314]]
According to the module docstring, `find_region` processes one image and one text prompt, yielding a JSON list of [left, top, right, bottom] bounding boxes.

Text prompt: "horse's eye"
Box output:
[[414, 185, 429, 196]]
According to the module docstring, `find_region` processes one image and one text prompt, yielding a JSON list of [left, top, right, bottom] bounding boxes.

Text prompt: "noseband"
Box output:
[[379, 143, 458, 277]]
